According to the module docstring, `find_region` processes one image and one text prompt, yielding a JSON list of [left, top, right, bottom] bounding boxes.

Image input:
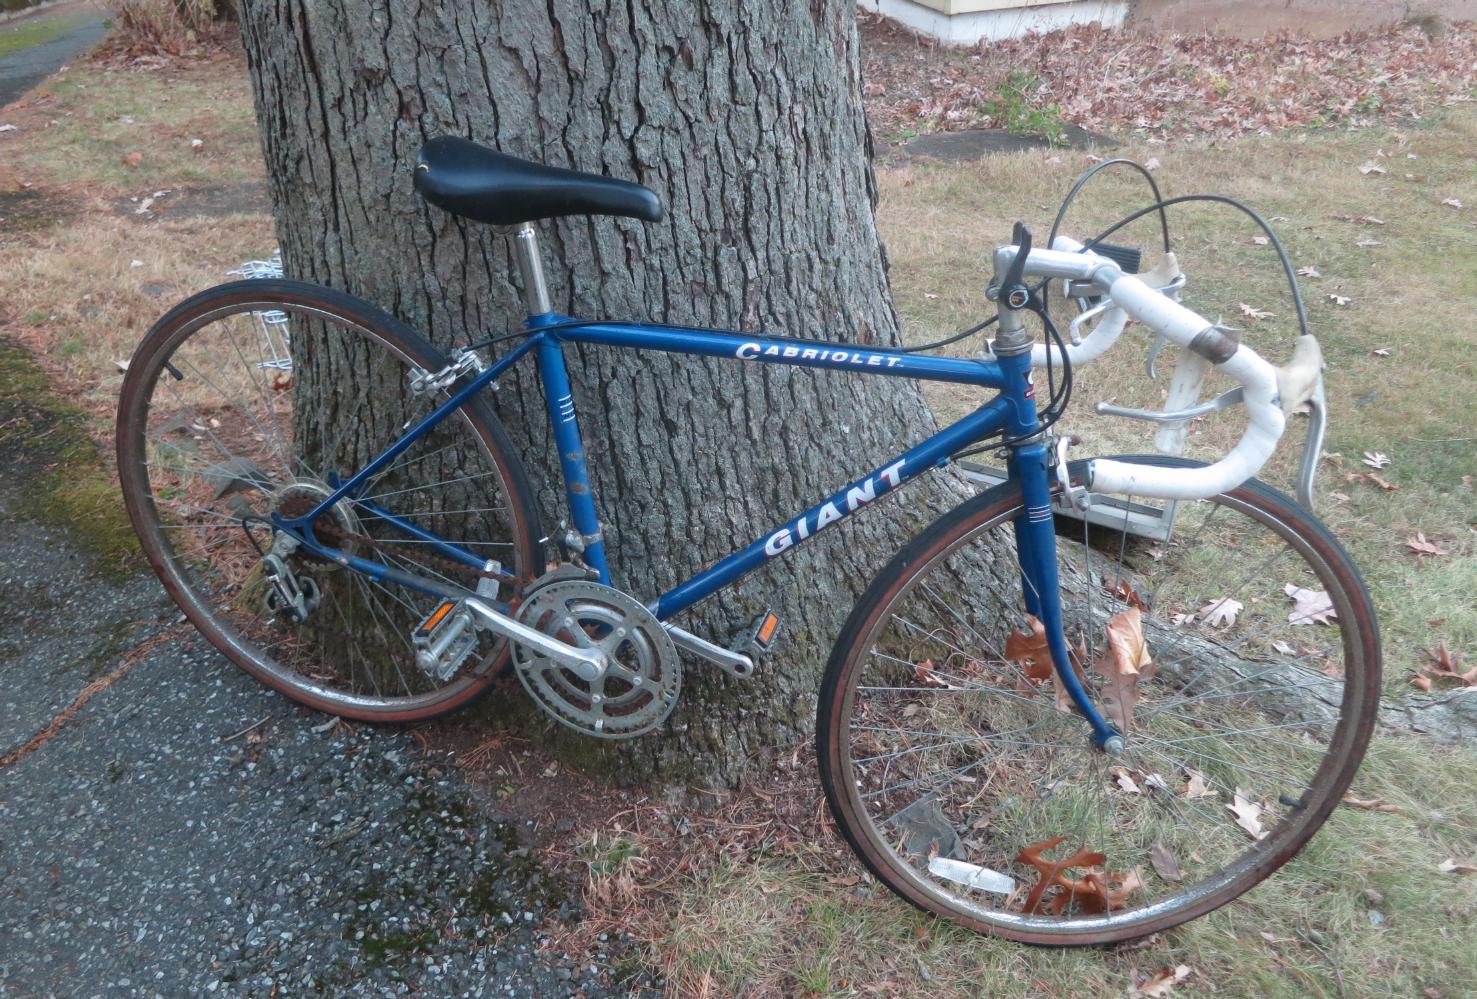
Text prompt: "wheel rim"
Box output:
[[828, 479, 1375, 941], [121, 294, 532, 717]]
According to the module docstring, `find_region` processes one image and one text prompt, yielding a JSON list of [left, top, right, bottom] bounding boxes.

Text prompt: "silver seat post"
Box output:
[[511, 223, 552, 316]]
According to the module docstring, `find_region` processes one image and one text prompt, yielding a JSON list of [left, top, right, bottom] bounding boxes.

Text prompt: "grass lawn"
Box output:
[[2, 35, 1473, 999]]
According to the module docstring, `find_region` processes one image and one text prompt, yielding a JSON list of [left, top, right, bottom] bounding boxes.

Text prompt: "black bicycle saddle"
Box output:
[[413, 136, 663, 227]]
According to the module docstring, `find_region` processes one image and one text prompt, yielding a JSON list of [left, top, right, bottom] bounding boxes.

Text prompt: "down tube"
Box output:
[[652, 397, 1012, 620]]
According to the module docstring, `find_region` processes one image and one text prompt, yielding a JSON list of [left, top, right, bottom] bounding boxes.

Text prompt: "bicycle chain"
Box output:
[[273, 496, 488, 584]]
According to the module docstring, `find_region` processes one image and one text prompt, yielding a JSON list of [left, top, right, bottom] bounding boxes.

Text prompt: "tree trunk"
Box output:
[[236, 0, 972, 785]]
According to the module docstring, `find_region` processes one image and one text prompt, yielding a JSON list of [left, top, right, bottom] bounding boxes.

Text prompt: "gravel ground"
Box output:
[[0, 2, 110, 108], [0, 437, 644, 995]]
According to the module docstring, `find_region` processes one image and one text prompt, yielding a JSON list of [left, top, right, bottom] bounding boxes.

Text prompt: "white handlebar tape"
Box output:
[[1089, 273, 1286, 500], [1029, 308, 1129, 367]]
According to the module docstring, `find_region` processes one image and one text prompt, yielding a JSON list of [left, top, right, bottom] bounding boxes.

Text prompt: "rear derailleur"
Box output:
[[261, 536, 320, 625]]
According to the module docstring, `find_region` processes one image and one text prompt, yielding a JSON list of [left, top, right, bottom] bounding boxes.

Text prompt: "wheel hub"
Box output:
[[271, 479, 361, 560]]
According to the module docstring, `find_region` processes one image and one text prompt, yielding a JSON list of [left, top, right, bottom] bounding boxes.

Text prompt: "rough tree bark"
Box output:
[[236, 0, 973, 785]]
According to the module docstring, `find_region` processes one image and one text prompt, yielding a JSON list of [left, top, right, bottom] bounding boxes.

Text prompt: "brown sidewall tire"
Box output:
[[816, 457, 1380, 945], [117, 279, 543, 723]]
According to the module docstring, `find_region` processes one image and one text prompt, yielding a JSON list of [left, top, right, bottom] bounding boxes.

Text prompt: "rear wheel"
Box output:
[[818, 457, 1379, 944], [117, 279, 540, 721]]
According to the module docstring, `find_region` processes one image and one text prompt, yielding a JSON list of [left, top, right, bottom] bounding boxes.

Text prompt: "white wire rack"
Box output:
[[227, 249, 291, 371]]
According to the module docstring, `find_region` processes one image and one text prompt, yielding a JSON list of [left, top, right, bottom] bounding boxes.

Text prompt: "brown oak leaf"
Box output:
[[1004, 615, 1087, 712], [1015, 836, 1142, 915], [1093, 607, 1155, 731]]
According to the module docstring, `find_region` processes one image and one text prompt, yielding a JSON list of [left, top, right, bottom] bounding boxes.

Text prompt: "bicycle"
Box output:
[[117, 136, 1380, 944]]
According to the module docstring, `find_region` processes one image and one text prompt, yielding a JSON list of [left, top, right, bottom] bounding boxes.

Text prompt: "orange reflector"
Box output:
[[757, 613, 780, 645], [417, 600, 457, 636]]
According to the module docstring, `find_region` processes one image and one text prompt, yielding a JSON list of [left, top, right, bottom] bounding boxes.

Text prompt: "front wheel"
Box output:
[[818, 456, 1379, 944]]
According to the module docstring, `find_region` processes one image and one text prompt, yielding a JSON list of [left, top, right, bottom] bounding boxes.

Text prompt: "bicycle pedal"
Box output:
[[733, 609, 782, 658], [413, 599, 477, 682]]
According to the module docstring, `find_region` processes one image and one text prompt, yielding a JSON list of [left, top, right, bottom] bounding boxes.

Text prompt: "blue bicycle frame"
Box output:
[[275, 308, 1119, 746]]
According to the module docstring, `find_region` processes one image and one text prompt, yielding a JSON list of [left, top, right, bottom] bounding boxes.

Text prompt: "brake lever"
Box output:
[[1295, 380, 1327, 510], [1095, 387, 1245, 424]]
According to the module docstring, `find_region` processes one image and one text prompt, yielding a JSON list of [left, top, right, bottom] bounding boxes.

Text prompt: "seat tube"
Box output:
[[536, 336, 611, 583]]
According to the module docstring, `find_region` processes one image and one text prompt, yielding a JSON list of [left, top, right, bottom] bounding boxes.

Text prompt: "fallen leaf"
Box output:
[[1342, 796, 1404, 814], [1149, 843, 1183, 882], [1252, 235, 1270, 245], [1004, 615, 1087, 711], [122, 151, 143, 168], [913, 660, 951, 689], [1144, 156, 1161, 171], [1356, 238, 1383, 248], [1372, 348, 1390, 357], [1005, 617, 1054, 685], [1438, 858, 1477, 875], [1183, 769, 1215, 799], [190, 137, 205, 152], [1328, 293, 1352, 306], [1107, 578, 1149, 610], [1136, 965, 1192, 997], [1114, 767, 1142, 794], [0, 123, 17, 133], [1358, 160, 1386, 175], [1094, 607, 1156, 731], [1344, 470, 1399, 491], [1362, 451, 1391, 469], [1409, 673, 1433, 692], [1239, 302, 1275, 321], [1331, 213, 1386, 225], [1441, 198, 1463, 209], [1297, 265, 1321, 277], [1285, 584, 1337, 625], [1417, 641, 1477, 688], [1197, 597, 1244, 628], [1228, 789, 1267, 840], [1406, 532, 1448, 556]]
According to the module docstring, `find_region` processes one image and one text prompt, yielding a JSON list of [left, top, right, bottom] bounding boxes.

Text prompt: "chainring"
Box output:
[[511, 578, 681, 739]]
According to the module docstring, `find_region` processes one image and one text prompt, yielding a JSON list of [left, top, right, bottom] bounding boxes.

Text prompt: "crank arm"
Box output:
[[462, 597, 608, 680], [662, 623, 756, 679]]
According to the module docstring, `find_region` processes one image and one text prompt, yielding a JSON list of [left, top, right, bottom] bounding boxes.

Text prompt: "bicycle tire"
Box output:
[[117, 279, 542, 722], [818, 456, 1379, 944]]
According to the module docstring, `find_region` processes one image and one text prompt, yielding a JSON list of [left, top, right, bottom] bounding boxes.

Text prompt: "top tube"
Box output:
[[528, 315, 1007, 390]]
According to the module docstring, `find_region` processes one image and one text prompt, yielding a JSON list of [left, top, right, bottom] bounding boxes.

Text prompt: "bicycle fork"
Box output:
[[1008, 442, 1123, 752]]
